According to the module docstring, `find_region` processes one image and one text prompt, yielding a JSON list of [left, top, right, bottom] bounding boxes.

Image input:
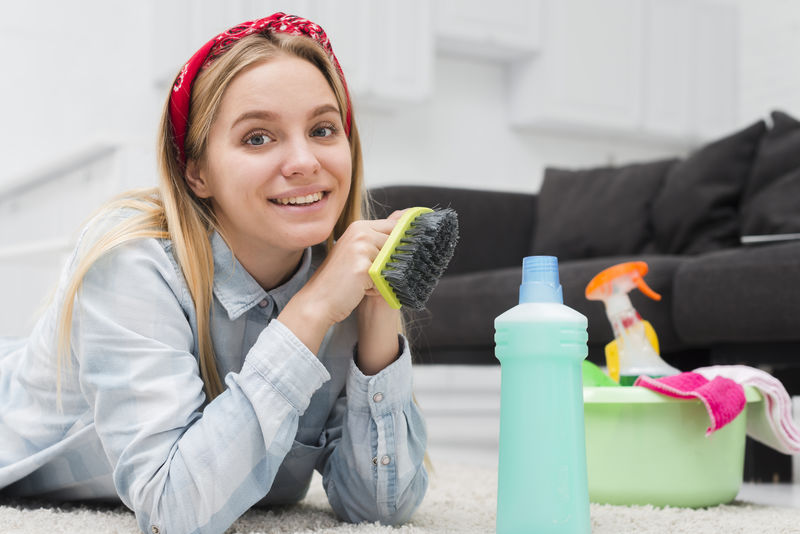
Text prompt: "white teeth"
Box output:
[[273, 192, 324, 205]]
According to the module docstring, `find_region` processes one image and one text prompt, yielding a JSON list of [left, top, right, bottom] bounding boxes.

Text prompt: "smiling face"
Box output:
[[186, 53, 352, 263]]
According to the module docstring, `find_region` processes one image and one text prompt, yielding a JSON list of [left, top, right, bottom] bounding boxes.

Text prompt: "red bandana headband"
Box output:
[[168, 12, 352, 167]]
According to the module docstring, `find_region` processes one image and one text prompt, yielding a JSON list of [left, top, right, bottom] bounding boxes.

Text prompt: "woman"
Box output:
[[0, 13, 428, 534]]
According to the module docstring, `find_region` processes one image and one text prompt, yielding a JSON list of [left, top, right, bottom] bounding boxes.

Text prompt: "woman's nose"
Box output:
[[280, 137, 321, 177]]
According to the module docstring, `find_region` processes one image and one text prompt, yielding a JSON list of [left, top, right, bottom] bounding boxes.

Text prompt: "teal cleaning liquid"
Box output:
[[494, 256, 591, 534]]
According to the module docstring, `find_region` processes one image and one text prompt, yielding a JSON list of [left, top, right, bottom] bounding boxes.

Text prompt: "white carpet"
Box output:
[[2, 462, 799, 534]]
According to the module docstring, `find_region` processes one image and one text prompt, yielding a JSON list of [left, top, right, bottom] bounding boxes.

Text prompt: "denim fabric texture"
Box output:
[[0, 219, 428, 534]]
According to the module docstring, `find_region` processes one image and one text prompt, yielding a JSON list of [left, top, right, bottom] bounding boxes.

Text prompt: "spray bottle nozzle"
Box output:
[[585, 261, 660, 302], [633, 274, 661, 301]]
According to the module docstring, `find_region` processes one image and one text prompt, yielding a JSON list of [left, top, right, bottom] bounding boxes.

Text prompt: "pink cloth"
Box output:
[[695, 365, 800, 454], [634, 372, 746, 436]]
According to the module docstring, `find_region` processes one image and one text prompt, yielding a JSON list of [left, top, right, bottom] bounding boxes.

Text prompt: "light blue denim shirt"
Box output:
[[0, 218, 428, 534]]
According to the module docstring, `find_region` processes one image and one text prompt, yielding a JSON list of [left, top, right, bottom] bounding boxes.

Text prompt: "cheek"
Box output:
[[337, 163, 353, 210], [333, 146, 353, 189], [208, 153, 267, 193]]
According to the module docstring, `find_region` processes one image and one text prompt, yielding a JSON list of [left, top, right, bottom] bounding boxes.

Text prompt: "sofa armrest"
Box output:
[[672, 240, 800, 345], [367, 185, 538, 275]]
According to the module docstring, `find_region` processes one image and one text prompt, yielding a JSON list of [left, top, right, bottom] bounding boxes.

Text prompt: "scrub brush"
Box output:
[[368, 207, 459, 310]]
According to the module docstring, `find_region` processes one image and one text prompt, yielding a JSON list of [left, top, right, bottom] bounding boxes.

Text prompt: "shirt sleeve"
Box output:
[[73, 238, 330, 534], [317, 335, 429, 525]]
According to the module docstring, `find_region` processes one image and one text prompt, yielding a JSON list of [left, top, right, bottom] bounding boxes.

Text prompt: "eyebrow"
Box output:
[[231, 104, 340, 128]]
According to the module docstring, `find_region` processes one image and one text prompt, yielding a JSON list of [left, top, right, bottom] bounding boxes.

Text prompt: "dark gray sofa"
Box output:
[[369, 110, 800, 482], [369, 110, 800, 390]]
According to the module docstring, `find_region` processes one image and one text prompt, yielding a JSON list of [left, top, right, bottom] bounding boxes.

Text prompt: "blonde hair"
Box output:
[[57, 32, 366, 401]]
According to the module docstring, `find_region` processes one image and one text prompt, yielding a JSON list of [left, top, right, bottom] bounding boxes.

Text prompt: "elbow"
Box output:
[[124, 478, 176, 534], [328, 464, 429, 526], [122, 474, 210, 534], [382, 466, 429, 525]]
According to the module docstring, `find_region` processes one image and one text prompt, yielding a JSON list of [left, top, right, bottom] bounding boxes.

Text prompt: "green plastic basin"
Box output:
[[583, 385, 762, 508]]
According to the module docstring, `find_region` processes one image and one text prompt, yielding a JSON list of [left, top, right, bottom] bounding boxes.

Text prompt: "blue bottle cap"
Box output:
[[519, 256, 563, 304]]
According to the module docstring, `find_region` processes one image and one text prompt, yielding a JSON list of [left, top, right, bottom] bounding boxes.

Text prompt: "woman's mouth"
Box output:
[[269, 191, 325, 206]]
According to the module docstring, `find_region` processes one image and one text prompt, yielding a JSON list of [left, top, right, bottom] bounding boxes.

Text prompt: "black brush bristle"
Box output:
[[382, 208, 459, 310]]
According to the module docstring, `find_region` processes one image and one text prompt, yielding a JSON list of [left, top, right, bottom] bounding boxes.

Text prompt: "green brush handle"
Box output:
[[368, 207, 433, 309]]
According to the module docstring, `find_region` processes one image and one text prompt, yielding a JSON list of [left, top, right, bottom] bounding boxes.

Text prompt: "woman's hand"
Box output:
[[278, 211, 406, 356]]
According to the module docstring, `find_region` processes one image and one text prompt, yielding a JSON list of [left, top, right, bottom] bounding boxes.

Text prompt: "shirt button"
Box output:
[[372, 392, 384, 403], [381, 455, 391, 466], [258, 299, 268, 308], [372, 456, 378, 466], [151, 527, 160, 534]]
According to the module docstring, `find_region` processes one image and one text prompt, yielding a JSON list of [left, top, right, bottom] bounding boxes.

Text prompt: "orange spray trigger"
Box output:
[[634, 275, 661, 301], [585, 261, 660, 301]]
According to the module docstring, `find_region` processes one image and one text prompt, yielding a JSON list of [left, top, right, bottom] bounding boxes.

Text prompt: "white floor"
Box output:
[[738, 482, 800, 508], [412, 364, 800, 509]]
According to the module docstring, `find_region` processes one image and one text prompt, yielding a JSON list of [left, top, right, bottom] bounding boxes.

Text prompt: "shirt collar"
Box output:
[[210, 231, 313, 320]]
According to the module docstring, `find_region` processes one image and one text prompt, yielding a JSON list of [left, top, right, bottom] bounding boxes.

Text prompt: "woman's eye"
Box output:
[[244, 132, 272, 146], [311, 124, 336, 138]]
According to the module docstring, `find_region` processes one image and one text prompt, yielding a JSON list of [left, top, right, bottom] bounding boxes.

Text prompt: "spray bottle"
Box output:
[[585, 261, 679, 386], [494, 256, 590, 534]]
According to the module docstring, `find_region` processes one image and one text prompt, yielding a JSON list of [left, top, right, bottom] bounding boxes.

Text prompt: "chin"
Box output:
[[289, 226, 336, 250]]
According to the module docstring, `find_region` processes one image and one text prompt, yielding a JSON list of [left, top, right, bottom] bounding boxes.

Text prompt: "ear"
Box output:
[[185, 159, 212, 199]]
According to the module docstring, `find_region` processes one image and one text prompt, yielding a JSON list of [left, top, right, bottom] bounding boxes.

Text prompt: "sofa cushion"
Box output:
[[740, 111, 800, 236], [673, 242, 800, 344], [743, 111, 800, 200], [740, 168, 800, 236], [531, 159, 677, 260], [651, 120, 766, 254]]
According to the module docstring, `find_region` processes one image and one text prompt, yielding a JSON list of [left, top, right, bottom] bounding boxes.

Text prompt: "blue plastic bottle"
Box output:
[[494, 256, 591, 533]]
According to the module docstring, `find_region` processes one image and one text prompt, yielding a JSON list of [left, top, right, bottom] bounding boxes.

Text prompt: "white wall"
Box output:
[[3, 1, 800, 195], [2, 0, 800, 336], [0, 1, 162, 186], [737, 0, 800, 123], [359, 54, 684, 194]]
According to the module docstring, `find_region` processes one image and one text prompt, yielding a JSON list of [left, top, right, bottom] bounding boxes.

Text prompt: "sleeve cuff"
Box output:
[[347, 334, 413, 416], [243, 319, 331, 413]]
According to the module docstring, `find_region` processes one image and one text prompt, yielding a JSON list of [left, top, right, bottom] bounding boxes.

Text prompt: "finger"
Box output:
[[363, 217, 399, 235], [387, 209, 409, 222], [348, 223, 395, 261]]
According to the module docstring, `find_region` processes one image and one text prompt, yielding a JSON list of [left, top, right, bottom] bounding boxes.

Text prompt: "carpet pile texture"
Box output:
[[2, 462, 798, 533]]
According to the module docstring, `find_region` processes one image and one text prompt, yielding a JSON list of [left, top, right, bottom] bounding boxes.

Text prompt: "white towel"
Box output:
[[695, 365, 800, 454]]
